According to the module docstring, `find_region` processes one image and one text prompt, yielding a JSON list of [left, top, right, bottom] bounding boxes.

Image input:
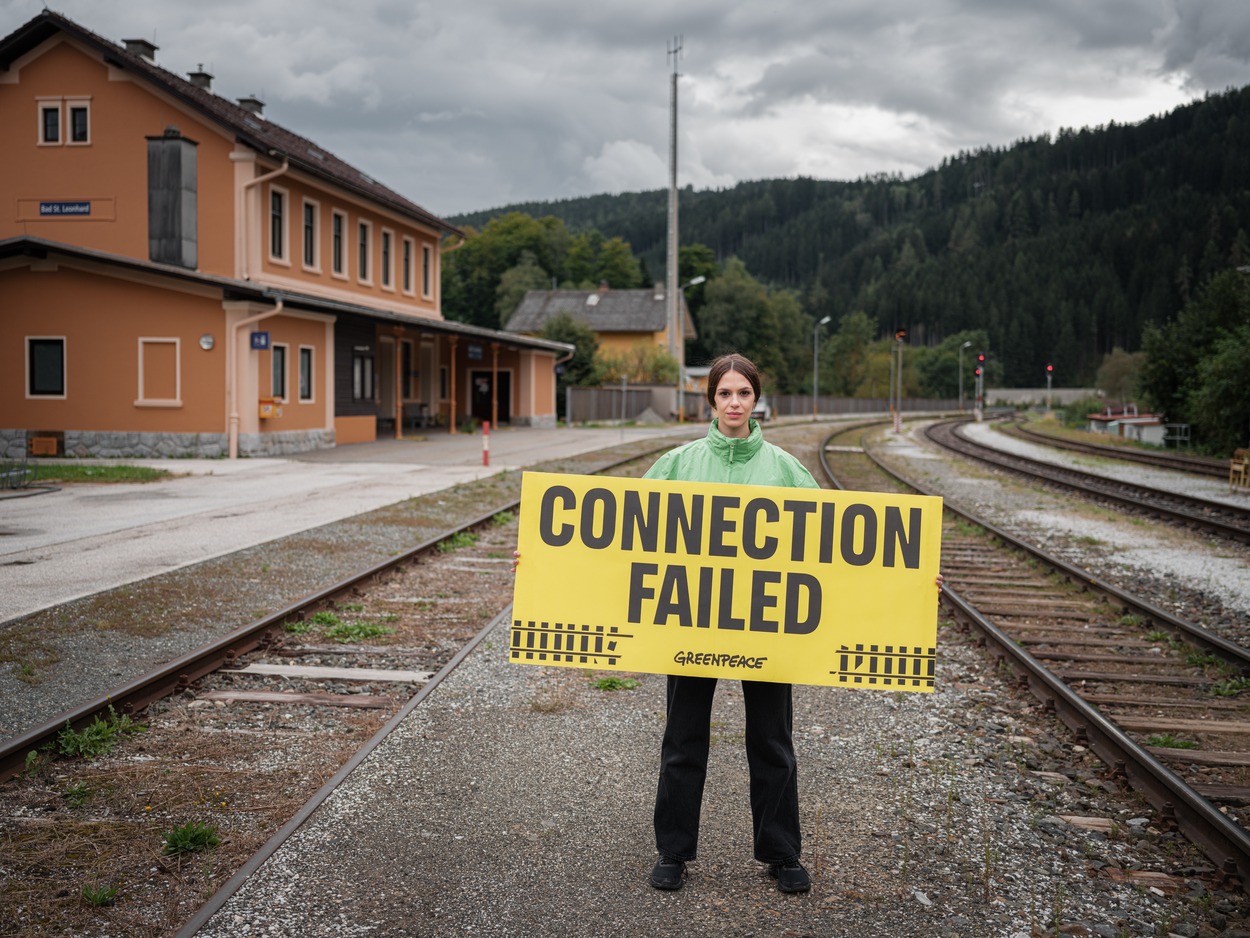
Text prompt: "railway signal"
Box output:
[[974, 353, 986, 423]]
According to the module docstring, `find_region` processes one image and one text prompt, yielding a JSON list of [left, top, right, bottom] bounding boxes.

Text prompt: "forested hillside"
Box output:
[[452, 85, 1250, 388]]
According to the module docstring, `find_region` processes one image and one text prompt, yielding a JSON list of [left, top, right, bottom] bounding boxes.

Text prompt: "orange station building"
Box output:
[[0, 11, 569, 458]]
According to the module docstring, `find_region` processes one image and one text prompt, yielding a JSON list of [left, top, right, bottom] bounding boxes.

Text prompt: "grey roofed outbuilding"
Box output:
[[505, 288, 696, 339]]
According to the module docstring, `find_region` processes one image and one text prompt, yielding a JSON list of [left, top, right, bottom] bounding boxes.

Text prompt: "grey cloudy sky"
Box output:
[[9, 0, 1250, 217]]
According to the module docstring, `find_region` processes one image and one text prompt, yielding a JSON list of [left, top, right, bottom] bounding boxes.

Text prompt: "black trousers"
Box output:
[[653, 675, 801, 864]]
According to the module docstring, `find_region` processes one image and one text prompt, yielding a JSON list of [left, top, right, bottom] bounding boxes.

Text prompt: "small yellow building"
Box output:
[[505, 282, 696, 360]]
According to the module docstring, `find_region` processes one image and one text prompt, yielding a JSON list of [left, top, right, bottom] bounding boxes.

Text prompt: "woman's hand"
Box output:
[[935, 573, 944, 594], [512, 550, 520, 573]]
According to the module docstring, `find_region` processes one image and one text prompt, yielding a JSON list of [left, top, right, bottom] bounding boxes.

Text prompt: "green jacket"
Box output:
[[643, 419, 818, 489]]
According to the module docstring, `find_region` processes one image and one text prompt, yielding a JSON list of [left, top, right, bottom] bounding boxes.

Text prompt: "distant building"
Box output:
[[1, 11, 569, 458], [1087, 403, 1165, 445], [506, 282, 696, 361]]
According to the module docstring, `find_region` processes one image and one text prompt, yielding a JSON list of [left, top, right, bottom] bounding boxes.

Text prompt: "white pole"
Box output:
[[667, 37, 682, 421], [812, 315, 830, 420]]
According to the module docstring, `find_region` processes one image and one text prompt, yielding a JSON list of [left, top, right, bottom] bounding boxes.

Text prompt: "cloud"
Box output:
[[8, 0, 1250, 216]]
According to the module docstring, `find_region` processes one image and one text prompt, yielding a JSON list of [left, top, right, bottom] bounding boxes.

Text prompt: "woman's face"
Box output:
[[712, 368, 755, 438]]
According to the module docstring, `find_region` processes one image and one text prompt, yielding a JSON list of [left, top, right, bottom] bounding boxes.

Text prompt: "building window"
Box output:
[[67, 102, 90, 144], [302, 200, 319, 269], [331, 211, 346, 277], [439, 365, 448, 400], [39, 101, 61, 144], [358, 221, 371, 283], [28, 337, 66, 397], [353, 350, 374, 401], [137, 337, 180, 405], [402, 237, 414, 294], [272, 344, 288, 400], [381, 229, 393, 289], [299, 346, 314, 402], [269, 186, 289, 262], [422, 244, 433, 298]]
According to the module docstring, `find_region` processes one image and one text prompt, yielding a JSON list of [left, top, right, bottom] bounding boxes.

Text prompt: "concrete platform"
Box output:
[[0, 425, 690, 625]]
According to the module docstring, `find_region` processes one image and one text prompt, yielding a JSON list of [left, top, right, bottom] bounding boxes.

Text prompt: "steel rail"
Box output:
[[1004, 420, 1228, 478], [819, 423, 1250, 888], [0, 441, 677, 783], [931, 418, 1250, 544]]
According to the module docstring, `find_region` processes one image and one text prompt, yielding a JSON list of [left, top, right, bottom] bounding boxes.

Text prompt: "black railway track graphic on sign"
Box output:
[[510, 620, 632, 666]]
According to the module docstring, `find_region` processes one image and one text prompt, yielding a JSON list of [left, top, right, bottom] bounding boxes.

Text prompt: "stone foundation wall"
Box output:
[[1, 428, 336, 459], [510, 414, 557, 429]]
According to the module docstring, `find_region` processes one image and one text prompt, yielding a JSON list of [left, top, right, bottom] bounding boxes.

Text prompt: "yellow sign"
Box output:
[[510, 472, 942, 692]]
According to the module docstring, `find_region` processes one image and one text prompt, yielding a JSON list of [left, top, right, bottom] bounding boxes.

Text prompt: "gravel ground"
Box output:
[[886, 421, 1250, 644], [189, 420, 1250, 938], [962, 421, 1249, 508]]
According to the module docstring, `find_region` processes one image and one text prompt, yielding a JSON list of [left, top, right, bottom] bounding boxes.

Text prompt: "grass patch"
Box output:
[[309, 610, 341, 626], [57, 706, 146, 760], [1118, 614, 1145, 628], [492, 510, 516, 526], [1146, 734, 1197, 749], [62, 783, 94, 808], [81, 882, 120, 907], [1145, 630, 1170, 643], [592, 676, 639, 691], [322, 620, 395, 644], [161, 820, 221, 856], [1185, 650, 1224, 669], [437, 531, 479, 552], [35, 464, 174, 484], [1210, 677, 1250, 698], [530, 689, 576, 713]]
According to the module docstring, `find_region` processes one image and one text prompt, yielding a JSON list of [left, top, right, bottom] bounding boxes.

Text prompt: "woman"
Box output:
[[644, 352, 816, 894]]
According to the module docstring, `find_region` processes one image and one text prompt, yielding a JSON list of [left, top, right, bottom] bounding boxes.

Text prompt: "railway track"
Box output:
[[1002, 419, 1229, 479], [0, 435, 685, 937], [1, 440, 684, 782], [926, 417, 1250, 545], [6, 418, 1247, 936], [821, 418, 1250, 890]]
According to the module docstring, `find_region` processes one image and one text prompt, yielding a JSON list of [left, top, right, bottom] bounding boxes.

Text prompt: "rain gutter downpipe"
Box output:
[[227, 299, 284, 459]]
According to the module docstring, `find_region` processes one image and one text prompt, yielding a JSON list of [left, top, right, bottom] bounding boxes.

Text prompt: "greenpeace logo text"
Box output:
[[673, 651, 767, 670]]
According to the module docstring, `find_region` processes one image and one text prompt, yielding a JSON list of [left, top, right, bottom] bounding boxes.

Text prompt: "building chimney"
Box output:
[[238, 95, 265, 116], [598, 280, 610, 293], [122, 38, 158, 62], [188, 65, 213, 90], [653, 281, 665, 301]]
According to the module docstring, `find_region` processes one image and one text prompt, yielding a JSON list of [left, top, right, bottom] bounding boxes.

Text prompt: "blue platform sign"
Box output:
[[40, 201, 91, 216], [250, 331, 271, 350]]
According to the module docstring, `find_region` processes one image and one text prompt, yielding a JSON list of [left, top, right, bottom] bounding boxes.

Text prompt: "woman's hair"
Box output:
[[705, 353, 761, 406]]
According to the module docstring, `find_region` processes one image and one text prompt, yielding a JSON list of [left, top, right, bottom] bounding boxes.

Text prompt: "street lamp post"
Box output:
[[958, 341, 972, 412], [893, 330, 906, 433], [675, 275, 705, 422], [812, 315, 831, 420]]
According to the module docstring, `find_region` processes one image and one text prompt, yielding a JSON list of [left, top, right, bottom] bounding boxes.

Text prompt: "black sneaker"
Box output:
[[768, 859, 811, 893], [650, 855, 687, 890]]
